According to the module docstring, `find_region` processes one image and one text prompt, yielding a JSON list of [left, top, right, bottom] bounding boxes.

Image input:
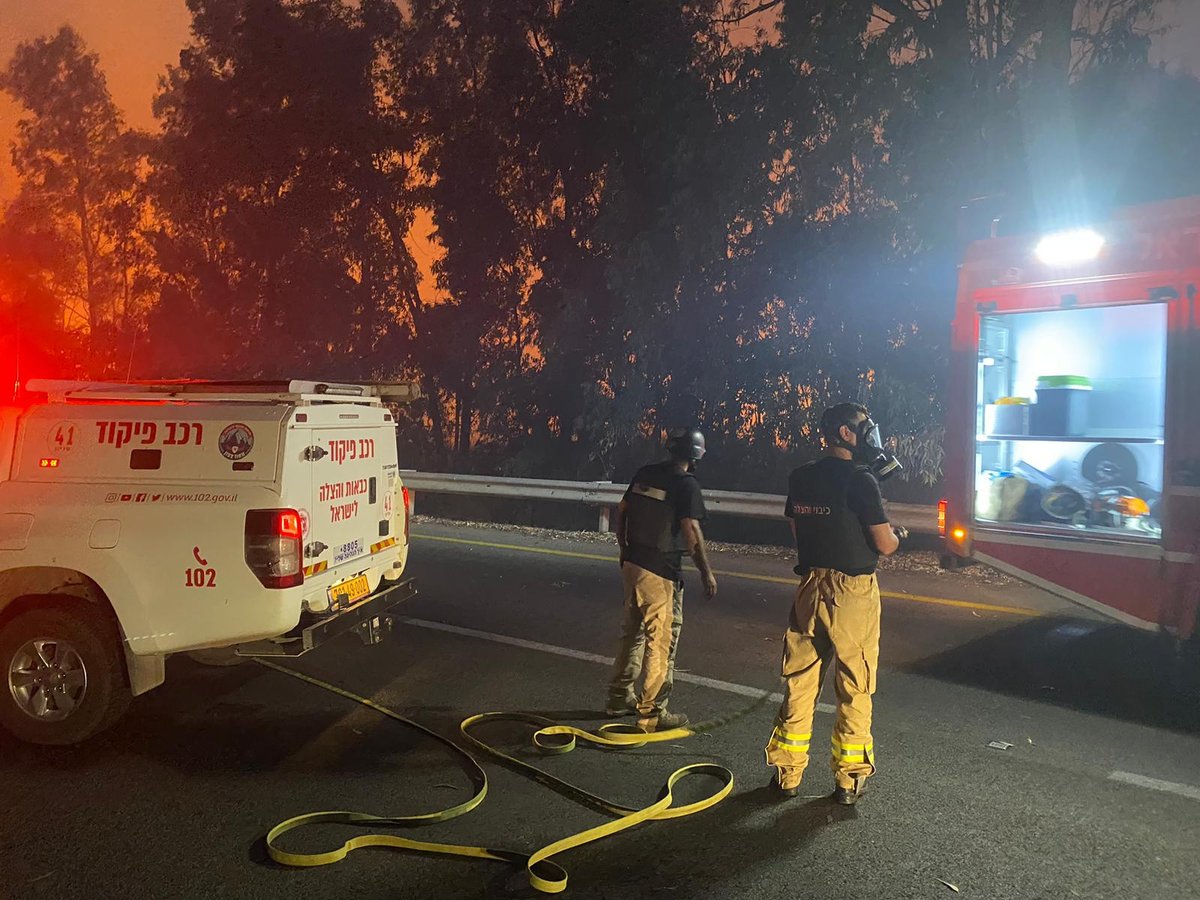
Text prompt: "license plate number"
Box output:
[[328, 574, 371, 608]]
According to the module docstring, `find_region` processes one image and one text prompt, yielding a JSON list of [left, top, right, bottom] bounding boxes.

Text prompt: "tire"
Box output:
[[0, 603, 132, 745], [186, 647, 249, 667]]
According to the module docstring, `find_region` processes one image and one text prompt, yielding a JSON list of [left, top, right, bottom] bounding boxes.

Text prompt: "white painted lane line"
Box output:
[[400, 616, 837, 714], [1108, 771, 1200, 802]]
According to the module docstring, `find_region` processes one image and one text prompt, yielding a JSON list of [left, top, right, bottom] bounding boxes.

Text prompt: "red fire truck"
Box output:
[[941, 196, 1200, 646]]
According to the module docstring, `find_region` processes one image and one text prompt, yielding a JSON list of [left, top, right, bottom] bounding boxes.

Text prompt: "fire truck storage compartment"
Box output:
[[974, 301, 1166, 539]]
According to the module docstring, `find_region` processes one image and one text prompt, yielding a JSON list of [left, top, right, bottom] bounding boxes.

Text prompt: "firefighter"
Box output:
[[606, 427, 718, 732], [765, 402, 906, 805]]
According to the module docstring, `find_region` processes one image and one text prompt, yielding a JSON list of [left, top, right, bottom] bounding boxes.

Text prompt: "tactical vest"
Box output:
[[626, 463, 690, 556], [789, 459, 880, 575]]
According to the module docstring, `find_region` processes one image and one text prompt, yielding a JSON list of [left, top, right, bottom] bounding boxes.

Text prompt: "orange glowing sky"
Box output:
[[0, 1, 191, 199], [0, 0, 450, 302]]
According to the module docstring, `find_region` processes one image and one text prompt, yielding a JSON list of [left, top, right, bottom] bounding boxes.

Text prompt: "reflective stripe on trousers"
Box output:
[[831, 736, 874, 766], [767, 725, 811, 753]]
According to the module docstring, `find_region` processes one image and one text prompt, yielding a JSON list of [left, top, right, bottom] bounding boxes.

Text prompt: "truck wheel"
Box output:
[[186, 647, 249, 667], [0, 603, 131, 745]]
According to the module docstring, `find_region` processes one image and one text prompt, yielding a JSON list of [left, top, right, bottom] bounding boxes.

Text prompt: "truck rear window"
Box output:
[[129, 449, 162, 470]]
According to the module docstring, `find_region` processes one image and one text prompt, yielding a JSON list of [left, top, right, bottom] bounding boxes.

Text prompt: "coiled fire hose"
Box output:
[[257, 658, 772, 893]]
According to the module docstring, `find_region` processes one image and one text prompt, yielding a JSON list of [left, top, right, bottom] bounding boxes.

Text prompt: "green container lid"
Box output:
[[1037, 375, 1091, 389]]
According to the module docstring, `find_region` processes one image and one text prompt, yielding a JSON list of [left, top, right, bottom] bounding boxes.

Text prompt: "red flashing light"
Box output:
[[39, 458, 60, 468], [401, 485, 411, 542], [937, 499, 947, 538]]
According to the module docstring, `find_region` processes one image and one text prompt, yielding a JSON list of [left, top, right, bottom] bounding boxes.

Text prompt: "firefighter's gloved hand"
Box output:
[[703, 573, 718, 600], [893, 525, 910, 541]]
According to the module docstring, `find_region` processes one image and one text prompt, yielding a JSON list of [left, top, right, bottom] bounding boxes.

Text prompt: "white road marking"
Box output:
[[401, 616, 837, 714], [1108, 771, 1200, 802]]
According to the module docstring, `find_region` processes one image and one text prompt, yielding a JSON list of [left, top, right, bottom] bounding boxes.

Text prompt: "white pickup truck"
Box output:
[[0, 379, 417, 745]]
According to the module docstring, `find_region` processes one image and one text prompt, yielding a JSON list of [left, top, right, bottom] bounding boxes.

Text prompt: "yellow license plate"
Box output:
[[328, 575, 371, 607]]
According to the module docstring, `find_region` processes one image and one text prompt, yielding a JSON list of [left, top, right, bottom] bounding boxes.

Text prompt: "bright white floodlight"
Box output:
[[1035, 229, 1105, 265]]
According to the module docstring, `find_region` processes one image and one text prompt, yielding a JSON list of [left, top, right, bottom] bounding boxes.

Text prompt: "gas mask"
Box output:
[[850, 418, 903, 481]]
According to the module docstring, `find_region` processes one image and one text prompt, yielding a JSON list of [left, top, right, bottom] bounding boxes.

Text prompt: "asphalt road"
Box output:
[[2, 520, 1198, 899]]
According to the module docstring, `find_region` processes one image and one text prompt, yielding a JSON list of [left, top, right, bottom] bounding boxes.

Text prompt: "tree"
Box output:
[[399, 0, 562, 462], [4, 0, 1193, 496], [717, 0, 1175, 488], [0, 26, 153, 373], [402, 0, 780, 479], [147, 0, 423, 381], [0, 215, 87, 397]]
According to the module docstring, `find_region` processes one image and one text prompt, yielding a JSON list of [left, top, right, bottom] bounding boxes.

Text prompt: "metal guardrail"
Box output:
[[400, 471, 936, 534]]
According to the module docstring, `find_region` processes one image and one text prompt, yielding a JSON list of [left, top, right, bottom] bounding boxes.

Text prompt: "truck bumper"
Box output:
[[235, 578, 417, 657]]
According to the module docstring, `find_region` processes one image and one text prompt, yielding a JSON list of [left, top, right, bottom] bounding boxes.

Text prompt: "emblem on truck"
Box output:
[[218, 423, 254, 460]]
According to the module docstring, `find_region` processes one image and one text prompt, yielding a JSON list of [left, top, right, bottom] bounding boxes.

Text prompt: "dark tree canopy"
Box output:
[[3, 0, 1198, 496]]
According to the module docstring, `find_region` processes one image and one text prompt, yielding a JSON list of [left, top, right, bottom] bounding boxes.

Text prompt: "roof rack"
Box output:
[[23, 379, 422, 406]]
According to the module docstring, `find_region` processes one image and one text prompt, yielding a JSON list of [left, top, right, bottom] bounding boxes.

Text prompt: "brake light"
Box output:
[[245, 508, 304, 589], [401, 485, 411, 542], [278, 511, 301, 538], [937, 499, 947, 538]]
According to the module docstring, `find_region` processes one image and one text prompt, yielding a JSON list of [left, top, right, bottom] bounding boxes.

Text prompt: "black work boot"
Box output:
[[771, 766, 803, 799], [639, 710, 689, 732], [773, 779, 800, 800], [604, 694, 638, 717], [832, 780, 865, 806]]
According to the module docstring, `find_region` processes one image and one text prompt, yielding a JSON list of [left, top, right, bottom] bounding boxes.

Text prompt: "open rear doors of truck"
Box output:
[[942, 198, 1200, 638]]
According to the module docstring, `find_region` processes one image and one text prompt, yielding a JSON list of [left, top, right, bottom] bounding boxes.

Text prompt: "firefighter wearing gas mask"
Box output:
[[764, 403, 906, 805], [605, 427, 718, 732]]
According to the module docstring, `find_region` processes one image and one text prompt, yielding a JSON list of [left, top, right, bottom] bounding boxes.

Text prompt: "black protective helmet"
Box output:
[[665, 426, 706, 461]]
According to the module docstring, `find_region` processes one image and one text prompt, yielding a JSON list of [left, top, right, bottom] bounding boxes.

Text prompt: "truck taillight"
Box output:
[[401, 485, 410, 542], [245, 508, 304, 589], [937, 499, 947, 538]]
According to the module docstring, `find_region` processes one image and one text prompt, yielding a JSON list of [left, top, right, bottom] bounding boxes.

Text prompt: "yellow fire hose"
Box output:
[[257, 658, 772, 893]]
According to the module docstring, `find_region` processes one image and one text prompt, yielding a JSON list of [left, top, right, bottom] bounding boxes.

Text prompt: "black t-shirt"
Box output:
[[622, 461, 707, 581], [785, 457, 888, 576]]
